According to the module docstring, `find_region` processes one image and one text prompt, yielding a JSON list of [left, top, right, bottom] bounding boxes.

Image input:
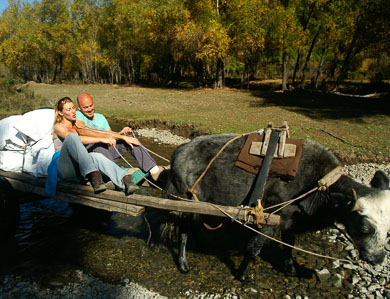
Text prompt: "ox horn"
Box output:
[[352, 189, 358, 201], [351, 189, 362, 212]]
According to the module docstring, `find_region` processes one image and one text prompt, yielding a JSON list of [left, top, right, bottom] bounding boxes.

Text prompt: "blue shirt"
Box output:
[[76, 111, 110, 131]]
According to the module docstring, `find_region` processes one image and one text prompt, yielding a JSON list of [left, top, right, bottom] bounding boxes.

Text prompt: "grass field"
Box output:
[[8, 81, 390, 163]]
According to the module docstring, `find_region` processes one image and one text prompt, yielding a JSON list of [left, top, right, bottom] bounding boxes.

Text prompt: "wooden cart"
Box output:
[[0, 170, 280, 239]]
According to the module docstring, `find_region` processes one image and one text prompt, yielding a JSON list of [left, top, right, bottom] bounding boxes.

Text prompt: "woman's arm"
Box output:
[[75, 120, 140, 147], [79, 135, 116, 146], [54, 123, 116, 146]]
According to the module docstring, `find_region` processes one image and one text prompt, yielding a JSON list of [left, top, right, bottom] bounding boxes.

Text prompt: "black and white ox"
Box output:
[[164, 134, 390, 281]]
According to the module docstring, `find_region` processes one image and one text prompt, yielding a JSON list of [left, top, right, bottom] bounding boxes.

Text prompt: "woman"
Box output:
[[51, 97, 138, 195]]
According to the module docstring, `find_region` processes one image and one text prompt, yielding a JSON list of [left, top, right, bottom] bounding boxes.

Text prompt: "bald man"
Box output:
[[76, 93, 164, 181]]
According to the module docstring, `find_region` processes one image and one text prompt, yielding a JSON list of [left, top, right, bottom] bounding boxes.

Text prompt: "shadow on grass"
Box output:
[[249, 89, 390, 121]]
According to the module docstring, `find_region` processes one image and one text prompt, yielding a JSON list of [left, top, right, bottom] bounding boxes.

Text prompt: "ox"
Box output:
[[164, 134, 390, 281]]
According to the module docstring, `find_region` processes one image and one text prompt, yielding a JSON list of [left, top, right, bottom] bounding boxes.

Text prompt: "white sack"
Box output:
[[0, 109, 55, 176]]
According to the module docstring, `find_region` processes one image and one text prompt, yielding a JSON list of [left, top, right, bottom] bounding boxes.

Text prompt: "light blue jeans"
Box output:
[[57, 133, 127, 189]]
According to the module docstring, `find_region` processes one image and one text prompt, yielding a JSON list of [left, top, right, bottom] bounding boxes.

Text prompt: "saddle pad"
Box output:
[[235, 133, 304, 179]]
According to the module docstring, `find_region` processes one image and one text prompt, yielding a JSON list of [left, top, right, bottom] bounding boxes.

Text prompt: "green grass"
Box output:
[[5, 81, 390, 164], [0, 82, 51, 115]]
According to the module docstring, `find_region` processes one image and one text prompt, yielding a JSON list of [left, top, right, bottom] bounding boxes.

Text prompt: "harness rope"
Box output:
[[187, 133, 251, 202], [74, 124, 354, 264]]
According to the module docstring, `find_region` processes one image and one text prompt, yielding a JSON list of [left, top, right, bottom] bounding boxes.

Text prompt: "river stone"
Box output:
[[368, 283, 381, 292], [351, 274, 360, 285], [376, 291, 384, 299], [358, 286, 368, 294], [329, 273, 343, 288], [330, 260, 340, 269], [350, 249, 359, 259], [315, 268, 331, 283]]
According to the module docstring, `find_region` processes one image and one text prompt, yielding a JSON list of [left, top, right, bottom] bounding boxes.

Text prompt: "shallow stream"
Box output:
[[0, 132, 355, 298]]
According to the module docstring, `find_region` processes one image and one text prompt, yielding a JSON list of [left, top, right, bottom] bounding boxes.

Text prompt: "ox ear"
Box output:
[[370, 170, 389, 190]]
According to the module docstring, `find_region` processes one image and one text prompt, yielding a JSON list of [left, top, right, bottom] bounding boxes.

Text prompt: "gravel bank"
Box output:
[[1, 129, 390, 298], [0, 271, 166, 299], [135, 128, 191, 146]]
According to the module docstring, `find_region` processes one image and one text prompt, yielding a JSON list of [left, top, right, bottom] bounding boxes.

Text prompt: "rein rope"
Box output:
[[107, 130, 354, 264]]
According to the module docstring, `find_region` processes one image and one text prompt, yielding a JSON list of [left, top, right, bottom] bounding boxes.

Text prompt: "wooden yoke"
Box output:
[[249, 121, 295, 159]]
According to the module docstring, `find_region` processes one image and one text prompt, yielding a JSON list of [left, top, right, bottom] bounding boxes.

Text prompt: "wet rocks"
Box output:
[[0, 271, 167, 299]]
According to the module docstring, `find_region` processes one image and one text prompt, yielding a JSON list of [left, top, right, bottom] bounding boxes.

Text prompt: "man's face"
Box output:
[[78, 96, 95, 120]]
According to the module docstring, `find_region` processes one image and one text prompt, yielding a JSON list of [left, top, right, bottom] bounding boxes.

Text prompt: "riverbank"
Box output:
[[23, 82, 390, 163]]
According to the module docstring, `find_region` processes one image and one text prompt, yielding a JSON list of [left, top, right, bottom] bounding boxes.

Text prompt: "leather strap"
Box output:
[[248, 130, 280, 207]]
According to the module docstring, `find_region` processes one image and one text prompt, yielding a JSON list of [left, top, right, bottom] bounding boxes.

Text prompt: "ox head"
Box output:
[[342, 170, 390, 264]]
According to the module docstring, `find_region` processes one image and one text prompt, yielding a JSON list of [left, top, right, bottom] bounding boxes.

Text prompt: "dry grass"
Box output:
[[25, 82, 390, 163]]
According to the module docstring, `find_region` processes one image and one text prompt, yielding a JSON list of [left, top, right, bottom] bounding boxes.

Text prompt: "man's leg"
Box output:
[[85, 143, 115, 160], [129, 145, 157, 172], [106, 139, 158, 172], [86, 139, 157, 172]]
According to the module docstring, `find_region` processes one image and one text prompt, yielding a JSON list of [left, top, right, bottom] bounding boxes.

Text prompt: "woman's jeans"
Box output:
[[57, 133, 127, 188]]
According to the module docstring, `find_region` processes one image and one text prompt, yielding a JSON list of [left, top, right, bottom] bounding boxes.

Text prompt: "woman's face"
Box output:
[[60, 102, 76, 121]]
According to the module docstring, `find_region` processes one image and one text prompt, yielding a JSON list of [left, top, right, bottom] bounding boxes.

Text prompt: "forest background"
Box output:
[[0, 0, 390, 163], [0, 0, 389, 90]]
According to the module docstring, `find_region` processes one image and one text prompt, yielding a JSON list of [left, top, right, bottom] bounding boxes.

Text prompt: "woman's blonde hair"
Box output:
[[54, 97, 73, 125]]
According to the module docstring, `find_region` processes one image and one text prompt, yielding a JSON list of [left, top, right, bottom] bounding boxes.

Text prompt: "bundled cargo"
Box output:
[[0, 108, 55, 177]]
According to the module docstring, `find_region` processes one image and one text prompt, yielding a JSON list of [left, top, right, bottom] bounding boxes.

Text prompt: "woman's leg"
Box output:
[[57, 133, 97, 179], [89, 153, 128, 189]]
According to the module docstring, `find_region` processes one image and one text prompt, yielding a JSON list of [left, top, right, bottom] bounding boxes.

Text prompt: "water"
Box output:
[[0, 133, 355, 297]]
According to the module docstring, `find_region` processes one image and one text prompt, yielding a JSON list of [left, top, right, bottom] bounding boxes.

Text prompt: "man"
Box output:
[[76, 93, 165, 181]]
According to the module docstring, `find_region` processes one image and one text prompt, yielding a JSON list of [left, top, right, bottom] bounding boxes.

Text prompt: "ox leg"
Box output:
[[178, 230, 190, 272], [281, 231, 297, 276], [236, 226, 274, 281]]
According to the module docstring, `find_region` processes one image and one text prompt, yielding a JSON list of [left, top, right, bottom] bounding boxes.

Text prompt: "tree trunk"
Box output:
[[335, 28, 358, 90], [315, 45, 326, 89], [53, 60, 58, 83], [291, 50, 301, 86], [58, 54, 63, 84], [215, 57, 224, 89], [282, 51, 288, 91], [300, 31, 319, 89]]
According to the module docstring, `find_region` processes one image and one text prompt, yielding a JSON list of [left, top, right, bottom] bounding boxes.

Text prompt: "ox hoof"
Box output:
[[179, 266, 190, 273], [234, 270, 248, 282], [179, 261, 190, 273], [284, 265, 297, 276]]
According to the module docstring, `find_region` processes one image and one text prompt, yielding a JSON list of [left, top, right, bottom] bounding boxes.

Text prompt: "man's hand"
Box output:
[[100, 136, 117, 147], [123, 136, 140, 148], [120, 127, 133, 135]]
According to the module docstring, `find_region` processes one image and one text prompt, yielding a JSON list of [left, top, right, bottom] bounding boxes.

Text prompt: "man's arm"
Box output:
[[75, 120, 140, 146]]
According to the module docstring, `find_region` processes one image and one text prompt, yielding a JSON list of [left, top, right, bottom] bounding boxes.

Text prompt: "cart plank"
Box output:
[[0, 171, 280, 226]]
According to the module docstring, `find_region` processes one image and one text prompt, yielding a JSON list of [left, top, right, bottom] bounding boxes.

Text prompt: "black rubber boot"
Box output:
[[86, 171, 107, 193], [122, 175, 139, 195]]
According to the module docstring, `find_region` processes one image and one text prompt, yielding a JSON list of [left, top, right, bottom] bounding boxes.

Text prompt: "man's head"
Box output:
[[77, 93, 95, 120]]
